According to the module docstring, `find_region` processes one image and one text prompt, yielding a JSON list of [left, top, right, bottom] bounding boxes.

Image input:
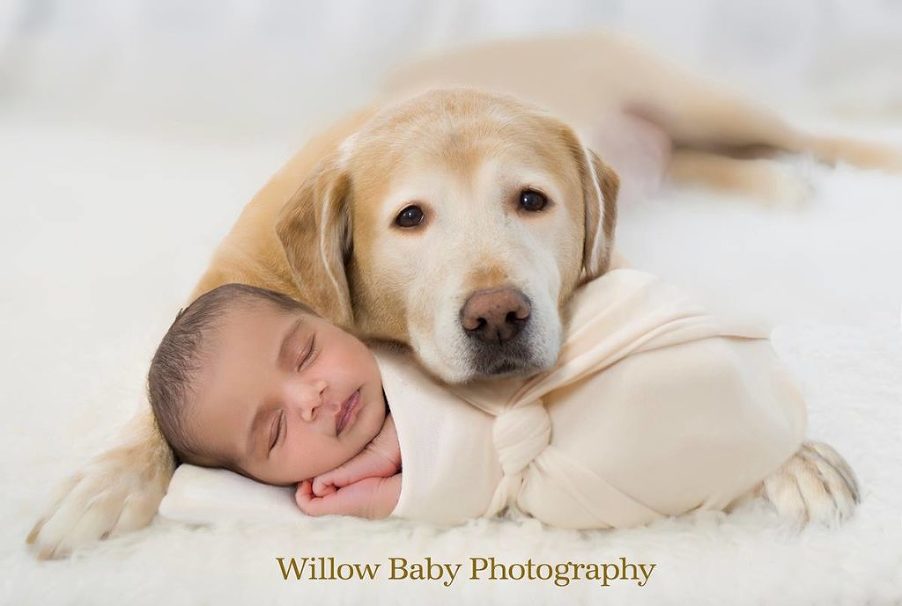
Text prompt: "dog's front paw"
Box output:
[[26, 437, 173, 559], [762, 441, 860, 527]]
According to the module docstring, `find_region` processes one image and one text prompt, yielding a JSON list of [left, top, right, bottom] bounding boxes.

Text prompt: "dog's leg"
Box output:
[[668, 149, 812, 206], [793, 134, 902, 172], [26, 406, 173, 559], [756, 441, 860, 527], [627, 65, 902, 174]]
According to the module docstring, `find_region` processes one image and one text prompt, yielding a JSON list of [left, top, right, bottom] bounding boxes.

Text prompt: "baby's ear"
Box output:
[[276, 152, 354, 328]]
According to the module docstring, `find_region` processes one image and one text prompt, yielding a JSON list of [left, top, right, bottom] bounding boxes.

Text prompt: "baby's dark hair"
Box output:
[[147, 283, 314, 470]]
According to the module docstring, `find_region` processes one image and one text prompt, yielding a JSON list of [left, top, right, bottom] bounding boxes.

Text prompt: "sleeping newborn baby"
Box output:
[[147, 283, 402, 519], [148, 270, 859, 528]]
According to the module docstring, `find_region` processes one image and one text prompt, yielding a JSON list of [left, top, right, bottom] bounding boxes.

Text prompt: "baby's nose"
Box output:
[[296, 379, 329, 421]]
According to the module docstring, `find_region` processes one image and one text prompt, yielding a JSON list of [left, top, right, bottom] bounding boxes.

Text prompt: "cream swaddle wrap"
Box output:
[[382, 269, 807, 528]]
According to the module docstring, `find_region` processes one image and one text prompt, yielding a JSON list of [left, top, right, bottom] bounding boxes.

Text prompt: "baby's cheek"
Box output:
[[370, 395, 388, 434], [282, 444, 316, 484]]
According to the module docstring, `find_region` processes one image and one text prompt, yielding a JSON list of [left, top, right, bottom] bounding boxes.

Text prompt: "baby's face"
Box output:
[[187, 303, 386, 485]]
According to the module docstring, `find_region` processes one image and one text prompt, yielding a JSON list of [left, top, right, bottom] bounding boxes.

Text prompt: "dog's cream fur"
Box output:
[[28, 31, 881, 558]]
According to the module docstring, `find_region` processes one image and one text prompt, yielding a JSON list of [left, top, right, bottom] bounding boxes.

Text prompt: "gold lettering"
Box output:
[[601, 563, 619, 586], [638, 563, 656, 587], [470, 557, 489, 579], [389, 557, 409, 580], [275, 557, 303, 580]]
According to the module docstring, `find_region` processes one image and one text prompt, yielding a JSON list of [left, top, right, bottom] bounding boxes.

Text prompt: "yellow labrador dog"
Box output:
[[28, 32, 881, 558]]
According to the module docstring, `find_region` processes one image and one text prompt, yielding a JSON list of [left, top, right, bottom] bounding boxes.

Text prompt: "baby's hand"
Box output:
[[296, 475, 401, 520], [310, 415, 401, 497], [311, 470, 343, 497]]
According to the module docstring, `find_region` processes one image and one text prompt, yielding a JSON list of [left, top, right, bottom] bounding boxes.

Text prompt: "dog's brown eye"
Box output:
[[519, 189, 548, 212], [395, 205, 425, 228]]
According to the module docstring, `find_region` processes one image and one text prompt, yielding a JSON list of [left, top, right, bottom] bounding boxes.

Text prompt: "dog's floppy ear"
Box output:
[[275, 153, 354, 327], [577, 146, 619, 283]]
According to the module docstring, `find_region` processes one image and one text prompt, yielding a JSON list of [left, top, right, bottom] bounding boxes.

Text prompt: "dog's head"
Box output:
[[277, 89, 618, 383]]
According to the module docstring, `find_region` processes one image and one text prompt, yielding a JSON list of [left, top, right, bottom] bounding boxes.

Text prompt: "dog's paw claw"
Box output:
[[763, 441, 859, 527]]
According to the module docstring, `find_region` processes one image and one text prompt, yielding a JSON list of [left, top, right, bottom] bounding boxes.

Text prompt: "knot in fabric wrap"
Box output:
[[484, 400, 551, 517]]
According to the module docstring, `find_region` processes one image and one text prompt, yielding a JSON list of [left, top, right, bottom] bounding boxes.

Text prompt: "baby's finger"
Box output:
[[295, 480, 314, 509], [311, 477, 328, 497], [317, 484, 337, 497], [296, 481, 340, 517], [297, 497, 328, 517], [312, 477, 337, 497]]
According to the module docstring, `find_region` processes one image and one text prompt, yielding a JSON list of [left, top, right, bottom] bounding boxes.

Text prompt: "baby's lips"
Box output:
[[331, 400, 344, 431], [334, 389, 360, 434]]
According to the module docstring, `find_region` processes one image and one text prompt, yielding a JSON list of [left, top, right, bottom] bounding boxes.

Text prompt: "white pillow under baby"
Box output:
[[159, 464, 303, 525]]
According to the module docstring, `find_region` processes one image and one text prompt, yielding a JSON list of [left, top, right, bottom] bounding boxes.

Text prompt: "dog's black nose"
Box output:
[[461, 287, 531, 343]]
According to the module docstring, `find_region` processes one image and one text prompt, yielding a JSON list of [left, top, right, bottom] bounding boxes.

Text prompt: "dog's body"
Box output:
[[29, 31, 880, 558]]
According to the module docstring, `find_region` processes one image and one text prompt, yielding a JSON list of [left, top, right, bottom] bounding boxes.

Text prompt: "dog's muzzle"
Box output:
[[461, 287, 541, 376]]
